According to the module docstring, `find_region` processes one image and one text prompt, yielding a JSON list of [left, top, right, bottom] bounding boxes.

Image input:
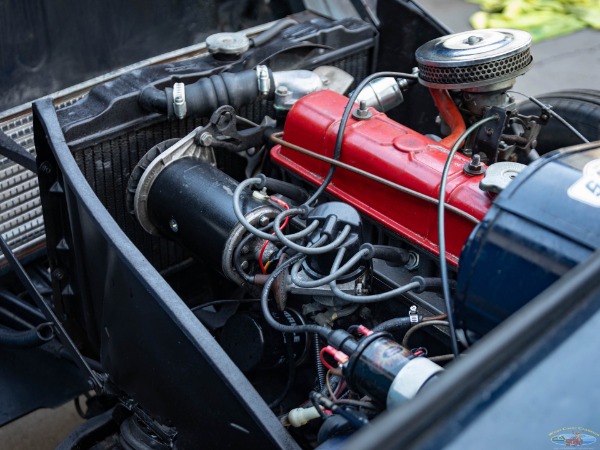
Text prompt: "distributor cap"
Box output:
[[416, 29, 533, 91]]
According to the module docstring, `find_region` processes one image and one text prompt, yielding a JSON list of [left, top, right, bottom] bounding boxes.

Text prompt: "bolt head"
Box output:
[[259, 215, 270, 226], [39, 162, 52, 174], [169, 218, 179, 233], [52, 268, 65, 280], [240, 260, 249, 270], [199, 132, 213, 147]]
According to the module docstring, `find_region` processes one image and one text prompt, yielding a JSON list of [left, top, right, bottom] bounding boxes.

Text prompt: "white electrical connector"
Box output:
[[287, 406, 322, 428]]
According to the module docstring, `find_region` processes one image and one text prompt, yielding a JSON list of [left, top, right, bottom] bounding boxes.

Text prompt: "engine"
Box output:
[[31, 13, 600, 450]]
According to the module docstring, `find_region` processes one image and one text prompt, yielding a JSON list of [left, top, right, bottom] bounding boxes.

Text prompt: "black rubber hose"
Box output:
[[360, 244, 410, 266], [372, 317, 420, 333], [265, 178, 309, 203], [139, 70, 265, 120], [410, 276, 454, 294], [250, 18, 298, 47], [138, 86, 168, 114], [0, 322, 54, 349]]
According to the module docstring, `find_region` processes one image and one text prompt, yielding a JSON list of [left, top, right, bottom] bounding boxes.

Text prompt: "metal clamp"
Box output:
[[256, 65, 271, 97], [172, 82, 187, 119], [409, 305, 419, 323]]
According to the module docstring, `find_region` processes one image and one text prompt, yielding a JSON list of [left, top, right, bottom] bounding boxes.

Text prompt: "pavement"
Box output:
[[0, 1, 598, 449], [418, 0, 600, 95]]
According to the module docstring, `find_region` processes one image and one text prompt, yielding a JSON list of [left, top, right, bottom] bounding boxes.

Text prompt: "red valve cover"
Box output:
[[270, 90, 492, 265]]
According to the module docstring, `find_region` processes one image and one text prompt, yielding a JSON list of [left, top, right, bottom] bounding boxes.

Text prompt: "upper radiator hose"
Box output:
[[139, 68, 272, 120]]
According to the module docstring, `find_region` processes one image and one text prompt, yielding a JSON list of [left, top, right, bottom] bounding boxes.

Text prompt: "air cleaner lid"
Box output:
[[416, 29, 533, 90]]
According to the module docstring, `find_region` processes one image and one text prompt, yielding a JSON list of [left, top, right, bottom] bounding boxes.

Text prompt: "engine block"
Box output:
[[271, 89, 492, 265]]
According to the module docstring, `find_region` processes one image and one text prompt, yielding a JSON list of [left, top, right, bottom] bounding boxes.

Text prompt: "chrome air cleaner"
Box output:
[[416, 29, 533, 91]]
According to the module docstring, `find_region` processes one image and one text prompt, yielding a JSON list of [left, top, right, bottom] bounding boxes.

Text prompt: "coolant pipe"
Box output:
[[139, 69, 265, 120], [429, 88, 466, 148]]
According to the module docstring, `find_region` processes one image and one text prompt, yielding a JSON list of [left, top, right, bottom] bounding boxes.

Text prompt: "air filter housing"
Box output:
[[416, 29, 532, 91]]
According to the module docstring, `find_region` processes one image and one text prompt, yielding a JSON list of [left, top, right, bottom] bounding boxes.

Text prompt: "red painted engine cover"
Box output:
[[271, 90, 492, 265]]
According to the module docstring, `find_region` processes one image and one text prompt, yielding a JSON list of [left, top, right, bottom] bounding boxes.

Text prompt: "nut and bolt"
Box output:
[[405, 251, 420, 270], [463, 153, 485, 176], [258, 215, 270, 227], [199, 132, 213, 147], [169, 218, 179, 233], [352, 100, 372, 120]]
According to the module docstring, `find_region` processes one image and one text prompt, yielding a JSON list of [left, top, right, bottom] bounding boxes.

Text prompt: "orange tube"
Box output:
[[429, 88, 466, 148]]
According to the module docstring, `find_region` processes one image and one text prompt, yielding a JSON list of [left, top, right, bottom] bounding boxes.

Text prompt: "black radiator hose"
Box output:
[[0, 322, 54, 349], [139, 69, 269, 120]]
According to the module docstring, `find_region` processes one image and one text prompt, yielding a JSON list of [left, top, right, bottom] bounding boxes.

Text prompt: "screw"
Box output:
[[169, 218, 179, 233], [258, 215, 270, 227], [409, 305, 418, 313], [39, 161, 52, 174], [199, 132, 213, 147], [52, 268, 65, 281]]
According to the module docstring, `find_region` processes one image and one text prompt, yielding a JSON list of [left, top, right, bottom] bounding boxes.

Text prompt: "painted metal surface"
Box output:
[[271, 89, 492, 265]]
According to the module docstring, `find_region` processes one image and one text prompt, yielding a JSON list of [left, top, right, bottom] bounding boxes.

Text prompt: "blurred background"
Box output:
[[0, 0, 597, 448]]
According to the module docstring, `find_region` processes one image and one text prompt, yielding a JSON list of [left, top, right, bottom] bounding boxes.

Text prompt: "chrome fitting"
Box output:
[[256, 65, 271, 97], [172, 82, 187, 119]]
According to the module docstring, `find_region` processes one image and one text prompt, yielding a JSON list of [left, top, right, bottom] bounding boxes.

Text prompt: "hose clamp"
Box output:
[[172, 82, 187, 119], [256, 65, 270, 97]]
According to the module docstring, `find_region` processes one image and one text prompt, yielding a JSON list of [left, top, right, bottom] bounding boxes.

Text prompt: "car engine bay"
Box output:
[[1, 2, 599, 449]]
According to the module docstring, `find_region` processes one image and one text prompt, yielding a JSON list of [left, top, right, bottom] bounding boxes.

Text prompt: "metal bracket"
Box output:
[[134, 128, 216, 235], [194, 105, 268, 154]]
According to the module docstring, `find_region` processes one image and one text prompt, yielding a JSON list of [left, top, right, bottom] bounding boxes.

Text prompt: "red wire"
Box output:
[[258, 240, 269, 274], [258, 197, 290, 274], [319, 347, 336, 371]]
